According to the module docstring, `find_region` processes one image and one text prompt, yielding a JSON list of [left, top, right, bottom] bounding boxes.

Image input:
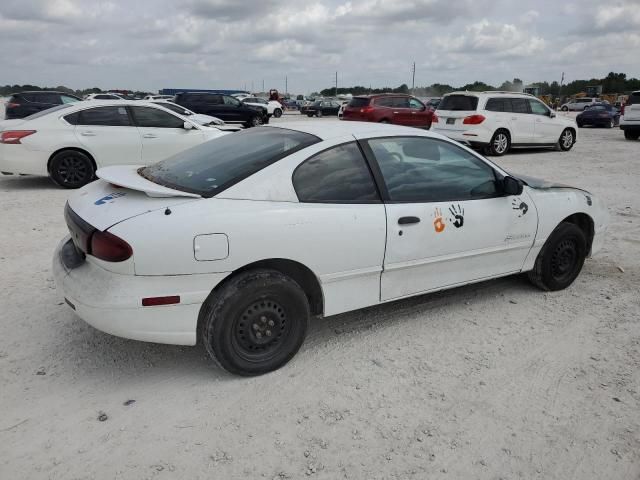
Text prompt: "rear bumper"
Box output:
[[430, 127, 491, 146], [620, 122, 640, 131], [53, 236, 231, 346], [0, 145, 49, 176]]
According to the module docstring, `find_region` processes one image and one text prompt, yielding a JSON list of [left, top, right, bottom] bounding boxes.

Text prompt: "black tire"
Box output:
[[49, 150, 95, 189], [379, 119, 390, 124], [561, 106, 568, 112], [316, 110, 323, 118], [273, 108, 282, 118], [527, 222, 587, 291], [607, 118, 615, 129], [577, 121, 583, 128], [486, 130, 510, 156], [200, 269, 310, 376], [558, 128, 575, 151], [624, 130, 640, 140], [307, 113, 314, 118]]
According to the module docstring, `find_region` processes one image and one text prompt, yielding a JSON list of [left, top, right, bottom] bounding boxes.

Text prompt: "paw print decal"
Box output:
[[511, 198, 528, 217], [448, 204, 464, 228], [433, 207, 445, 233]]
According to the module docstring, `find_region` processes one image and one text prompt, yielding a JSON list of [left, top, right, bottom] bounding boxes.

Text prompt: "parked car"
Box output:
[[173, 92, 268, 127], [151, 100, 240, 130], [242, 97, 283, 118], [53, 121, 607, 376], [0, 101, 229, 188], [337, 101, 349, 119], [620, 90, 640, 140], [305, 100, 342, 117], [84, 93, 126, 101], [342, 94, 434, 128], [560, 97, 599, 111], [143, 94, 174, 101], [576, 104, 620, 128], [431, 91, 577, 156], [4, 91, 82, 119], [426, 98, 441, 110]]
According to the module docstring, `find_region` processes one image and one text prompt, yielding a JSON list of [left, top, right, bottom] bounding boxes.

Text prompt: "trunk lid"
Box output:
[[67, 165, 201, 231]]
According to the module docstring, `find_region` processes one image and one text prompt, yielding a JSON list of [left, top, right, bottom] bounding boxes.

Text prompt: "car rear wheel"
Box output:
[[246, 115, 262, 128], [200, 269, 310, 376], [624, 130, 640, 140], [561, 106, 568, 112], [577, 121, 583, 128], [273, 108, 283, 118], [49, 150, 95, 189], [486, 130, 510, 156], [608, 119, 615, 128], [558, 128, 575, 151], [379, 119, 390, 124], [528, 222, 587, 291]]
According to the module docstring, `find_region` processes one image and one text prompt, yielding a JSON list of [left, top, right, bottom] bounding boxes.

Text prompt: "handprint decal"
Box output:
[[433, 207, 445, 233], [511, 198, 529, 217], [449, 204, 464, 228]]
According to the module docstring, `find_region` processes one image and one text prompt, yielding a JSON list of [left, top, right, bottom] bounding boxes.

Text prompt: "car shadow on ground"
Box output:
[[0, 175, 57, 191], [57, 274, 536, 383]]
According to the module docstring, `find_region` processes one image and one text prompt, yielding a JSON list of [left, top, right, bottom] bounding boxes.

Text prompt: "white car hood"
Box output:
[[66, 166, 200, 231]]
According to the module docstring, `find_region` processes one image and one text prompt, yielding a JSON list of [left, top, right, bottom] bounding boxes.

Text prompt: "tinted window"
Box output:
[[528, 99, 548, 115], [94, 95, 114, 99], [78, 106, 131, 126], [206, 95, 223, 105], [368, 137, 497, 202], [131, 106, 185, 128], [349, 97, 370, 108], [510, 98, 529, 114], [140, 127, 320, 196], [392, 97, 410, 108], [34, 93, 60, 104], [438, 95, 479, 111], [485, 98, 504, 112], [627, 93, 640, 105], [293, 143, 379, 203], [25, 104, 74, 120], [375, 97, 394, 107], [63, 111, 81, 125], [223, 96, 241, 106]]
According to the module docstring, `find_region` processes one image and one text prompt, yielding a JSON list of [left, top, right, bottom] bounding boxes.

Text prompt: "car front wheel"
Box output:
[[49, 150, 95, 189], [246, 115, 262, 128], [624, 130, 640, 140], [200, 269, 310, 376], [528, 222, 587, 291], [558, 128, 575, 151], [273, 108, 282, 118]]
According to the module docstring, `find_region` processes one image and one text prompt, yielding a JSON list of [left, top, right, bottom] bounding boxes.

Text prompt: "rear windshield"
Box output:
[[628, 92, 640, 105], [139, 127, 320, 197], [348, 97, 370, 108], [438, 95, 479, 111], [24, 104, 74, 120]]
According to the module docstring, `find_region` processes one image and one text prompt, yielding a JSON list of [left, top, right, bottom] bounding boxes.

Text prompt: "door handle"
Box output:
[[393, 111, 399, 114], [511, 117, 517, 120], [398, 216, 420, 225], [80, 131, 96, 136], [142, 133, 158, 139]]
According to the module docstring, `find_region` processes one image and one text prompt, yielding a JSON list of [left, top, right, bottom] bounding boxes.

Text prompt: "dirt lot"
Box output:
[[1, 114, 639, 479]]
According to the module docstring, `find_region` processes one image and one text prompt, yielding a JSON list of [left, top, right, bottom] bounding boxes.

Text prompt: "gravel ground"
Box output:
[[1, 112, 639, 479]]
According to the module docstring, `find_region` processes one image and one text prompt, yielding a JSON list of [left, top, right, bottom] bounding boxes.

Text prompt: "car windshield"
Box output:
[[438, 95, 479, 111], [24, 104, 75, 120], [139, 127, 320, 197]]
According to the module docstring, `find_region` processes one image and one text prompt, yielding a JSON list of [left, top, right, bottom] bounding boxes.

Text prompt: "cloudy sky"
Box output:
[[1, 0, 639, 93]]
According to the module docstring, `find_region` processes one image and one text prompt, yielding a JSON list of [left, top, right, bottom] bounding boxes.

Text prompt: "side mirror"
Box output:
[[502, 176, 523, 196], [183, 121, 194, 130], [549, 111, 556, 118]]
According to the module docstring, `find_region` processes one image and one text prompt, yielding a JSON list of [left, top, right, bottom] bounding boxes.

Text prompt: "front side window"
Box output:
[[528, 99, 549, 115], [131, 106, 185, 128], [223, 96, 241, 106], [375, 97, 394, 107], [510, 98, 529, 114], [293, 142, 379, 203], [77, 106, 131, 126], [409, 98, 425, 110], [60, 95, 80, 104], [392, 97, 409, 108], [367, 137, 498, 202], [205, 95, 223, 105], [140, 127, 320, 196]]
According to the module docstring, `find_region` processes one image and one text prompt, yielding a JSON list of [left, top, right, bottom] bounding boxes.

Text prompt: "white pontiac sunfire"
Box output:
[[53, 122, 608, 376]]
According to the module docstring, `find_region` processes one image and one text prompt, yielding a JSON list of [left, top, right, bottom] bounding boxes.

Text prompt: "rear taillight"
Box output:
[[621, 104, 625, 115], [0, 130, 36, 144], [6, 102, 19, 108], [360, 106, 374, 113], [432, 113, 439, 123], [463, 114, 485, 125], [90, 231, 133, 262]]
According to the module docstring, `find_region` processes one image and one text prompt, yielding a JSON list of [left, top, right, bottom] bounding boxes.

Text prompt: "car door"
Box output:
[[71, 105, 142, 167], [221, 95, 245, 122], [391, 97, 412, 125], [528, 98, 559, 143], [507, 98, 535, 145], [408, 97, 429, 127], [359, 135, 537, 301], [129, 106, 205, 165]]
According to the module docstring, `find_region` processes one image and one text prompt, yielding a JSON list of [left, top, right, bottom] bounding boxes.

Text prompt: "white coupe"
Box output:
[[0, 100, 229, 188], [53, 122, 608, 376]]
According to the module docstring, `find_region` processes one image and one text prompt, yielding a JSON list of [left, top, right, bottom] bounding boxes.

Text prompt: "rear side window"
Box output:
[[349, 97, 370, 108], [438, 95, 478, 111], [131, 106, 185, 128], [140, 127, 320, 196], [78, 106, 131, 126], [293, 142, 379, 203], [24, 104, 73, 120], [627, 93, 640, 105], [485, 98, 508, 112], [375, 97, 394, 107]]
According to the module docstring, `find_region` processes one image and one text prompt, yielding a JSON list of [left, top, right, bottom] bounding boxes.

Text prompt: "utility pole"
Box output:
[[411, 61, 416, 93], [285, 76, 288, 95], [262, 79, 265, 93], [335, 71, 338, 97], [251, 81, 254, 92]]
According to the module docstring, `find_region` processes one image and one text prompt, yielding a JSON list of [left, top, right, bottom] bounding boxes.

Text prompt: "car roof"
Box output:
[[263, 120, 439, 141], [443, 91, 535, 98]]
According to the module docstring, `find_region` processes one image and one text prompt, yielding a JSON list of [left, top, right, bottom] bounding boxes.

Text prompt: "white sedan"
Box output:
[[0, 100, 229, 188], [53, 122, 608, 376]]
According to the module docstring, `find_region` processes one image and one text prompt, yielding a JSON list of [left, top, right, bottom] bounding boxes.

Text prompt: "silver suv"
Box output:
[[560, 97, 599, 111], [620, 91, 640, 140]]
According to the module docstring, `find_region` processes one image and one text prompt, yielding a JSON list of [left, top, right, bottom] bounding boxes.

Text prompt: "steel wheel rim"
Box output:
[[551, 238, 578, 281], [562, 130, 573, 148], [231, 299, 291, 362], [494, 133, 508, 153], [57, 155, 88, 184]]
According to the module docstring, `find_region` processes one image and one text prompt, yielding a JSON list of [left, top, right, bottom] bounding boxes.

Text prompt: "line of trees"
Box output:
[[0, 84, 151, 97], [318, 72, 640, 98]]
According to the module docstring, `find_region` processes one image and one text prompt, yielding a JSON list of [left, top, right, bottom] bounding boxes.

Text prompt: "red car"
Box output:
[[342, 94, 434, 128]]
